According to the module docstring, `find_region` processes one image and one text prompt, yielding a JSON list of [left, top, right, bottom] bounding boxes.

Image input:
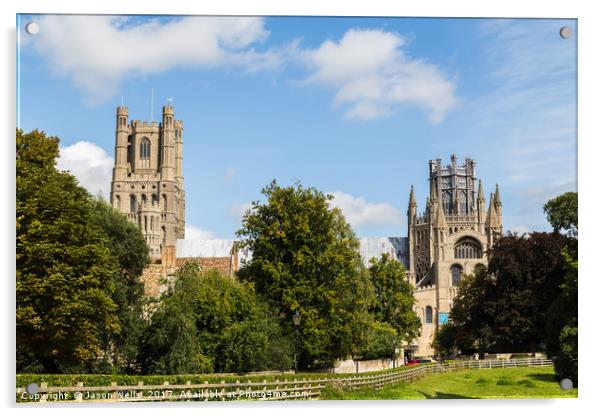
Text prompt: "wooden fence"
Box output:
[[16, 357, 553, 403]]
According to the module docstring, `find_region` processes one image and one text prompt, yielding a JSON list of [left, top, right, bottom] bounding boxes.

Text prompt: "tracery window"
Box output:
[[454, 238, 482, 259], [442, 190, 453, 214], [139, 137, 151, 168]]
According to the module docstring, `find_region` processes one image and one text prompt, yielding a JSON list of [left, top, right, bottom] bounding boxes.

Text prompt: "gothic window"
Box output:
[[152, 193, 158, 206], [451, 264, 462, 286], [139, 137, 151, 168], [459, 190, 467, 214], [129, 195, 137, 213], [454, 238, 482, 259], [144, 216, 148, 232], [161, 226, 166, 245], [442, 190, 452, 214], [115, 195, 120, 210], [141, 194, 147, 206], [425, 306, 433, 324], [150, 216, 154, 231], [127, 135, 133, 166], [162, 194, 168, 211]]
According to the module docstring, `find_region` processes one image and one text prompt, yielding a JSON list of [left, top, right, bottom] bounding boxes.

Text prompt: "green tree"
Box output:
[[436, 233, 568, 355], [543, 192, 578, 236], [139, 263, 292, 374], [544, 192, 578, 384], [16, 129, 118, 373], [367, 254, 421, 345], [236, 181, 374, 369], [90, 197, 149, 373]]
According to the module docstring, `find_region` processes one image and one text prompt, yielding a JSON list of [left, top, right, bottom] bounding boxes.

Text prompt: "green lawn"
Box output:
[[321, 367, 577, 400]]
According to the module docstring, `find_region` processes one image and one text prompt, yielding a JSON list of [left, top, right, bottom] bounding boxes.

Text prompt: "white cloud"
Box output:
[[56, 141, 113, 199], [229, 202, 254, 221], [224, 167, 236, 183], [185, 224, 217, 240], [27, 15, 279, 103], [299, 29, 458, 122], [328, 191, 403, 227]]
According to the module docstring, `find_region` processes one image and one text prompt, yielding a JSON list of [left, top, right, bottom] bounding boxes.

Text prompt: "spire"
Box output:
[[494, 183, 502, 209], [435, 197, 448, 229], [477, 180, 485, 202], [485, 192, 500, 229], [409, 185, 416, 207]]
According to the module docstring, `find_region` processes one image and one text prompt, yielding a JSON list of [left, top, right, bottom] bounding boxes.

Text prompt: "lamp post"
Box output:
[[292, 311, 301, 374]]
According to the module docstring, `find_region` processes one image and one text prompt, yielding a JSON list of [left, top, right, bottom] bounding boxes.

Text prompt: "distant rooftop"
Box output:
[[176, 237, 408, 269]]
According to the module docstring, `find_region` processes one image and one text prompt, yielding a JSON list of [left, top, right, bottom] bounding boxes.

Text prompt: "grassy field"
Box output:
[[321, 366, 577, 400]]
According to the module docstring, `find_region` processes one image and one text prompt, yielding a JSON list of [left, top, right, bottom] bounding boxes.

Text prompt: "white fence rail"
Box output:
[[16, 357, 553, 403]]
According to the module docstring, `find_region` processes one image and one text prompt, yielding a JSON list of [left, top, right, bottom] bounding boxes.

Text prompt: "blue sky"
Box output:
[[16, 15, 577, 239]]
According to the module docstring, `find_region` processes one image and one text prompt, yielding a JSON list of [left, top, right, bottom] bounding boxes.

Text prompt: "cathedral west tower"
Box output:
[[110, 105, 185, 259], [407, 155, 502, 356]]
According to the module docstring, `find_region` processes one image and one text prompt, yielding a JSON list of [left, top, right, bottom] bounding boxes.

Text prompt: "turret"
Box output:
[[113, 106, 129, 181], [160, 105, 176, 181]]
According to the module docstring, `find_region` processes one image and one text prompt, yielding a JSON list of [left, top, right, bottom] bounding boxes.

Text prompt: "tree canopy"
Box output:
[[17, 129, 119, 372], [236, 181, 377, 369]]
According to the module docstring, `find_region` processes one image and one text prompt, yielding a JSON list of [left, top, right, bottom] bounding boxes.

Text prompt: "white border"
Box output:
[[2, 1, 600, 416]]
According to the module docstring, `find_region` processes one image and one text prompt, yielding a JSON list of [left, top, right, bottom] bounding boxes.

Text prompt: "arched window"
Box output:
[[162, 194, 168, 211], [152, 193, 158, 206], [425, 306, 433, 324], [141, 194, 147, 206], [161, 226, 166, 245], [129, 195, 137, 213], [458, 190, 467, 214], [115, 195, 120, 210], [139, 137, 151, 168], [451, 264, 462, 286], [454, 238, 482, 259], [442, 190, 452, 214]]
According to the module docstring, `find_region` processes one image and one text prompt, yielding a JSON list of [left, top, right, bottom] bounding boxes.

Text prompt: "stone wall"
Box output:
[[176, 256, 233, 277], [330, 354, 405, 374]]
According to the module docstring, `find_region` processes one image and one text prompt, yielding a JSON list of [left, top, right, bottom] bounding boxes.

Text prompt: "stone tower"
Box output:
[[407, 155, 502, 356], [110, 105, 185, 260]]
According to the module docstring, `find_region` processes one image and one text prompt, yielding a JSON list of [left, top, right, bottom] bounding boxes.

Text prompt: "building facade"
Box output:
[[407, 155, 502, 357], [110, 105, 185, 259]]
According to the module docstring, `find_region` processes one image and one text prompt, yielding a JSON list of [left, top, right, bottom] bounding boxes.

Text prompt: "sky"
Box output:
[[16, 15, 577, 240]]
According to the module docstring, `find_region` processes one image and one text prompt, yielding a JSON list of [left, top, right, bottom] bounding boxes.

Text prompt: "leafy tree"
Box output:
[[16, 129, 118, 373], [139, 263, 293, 374], [90, 197, 149, 373], [435, 233, 568, 355], [236, 181, 374, 369], [544, 193, 578, 384], [367, 254, 421, 345], [486, 232, 569, 352], [543, 192, 578, 236], [360, 321, 399, 360]]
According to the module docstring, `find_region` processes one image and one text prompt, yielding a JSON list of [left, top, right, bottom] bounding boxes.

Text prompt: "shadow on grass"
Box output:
[[527, 373, 557, 383], [418, 391, 476, 399]]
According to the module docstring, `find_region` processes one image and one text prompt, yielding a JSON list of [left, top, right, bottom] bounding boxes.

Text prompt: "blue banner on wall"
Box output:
[[439, 312, 449, 325]]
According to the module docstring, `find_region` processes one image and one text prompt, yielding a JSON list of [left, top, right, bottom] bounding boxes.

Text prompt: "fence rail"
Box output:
[[16, 357, 553, 403]]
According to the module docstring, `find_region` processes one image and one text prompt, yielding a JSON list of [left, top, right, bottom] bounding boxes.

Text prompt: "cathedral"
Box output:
[[407, 155, 503, 356], [109, 106, 503, 358], [109, 105, 185, 262]]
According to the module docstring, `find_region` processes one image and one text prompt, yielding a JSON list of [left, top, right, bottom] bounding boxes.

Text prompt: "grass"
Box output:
[[320, 367, 578, 400]]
